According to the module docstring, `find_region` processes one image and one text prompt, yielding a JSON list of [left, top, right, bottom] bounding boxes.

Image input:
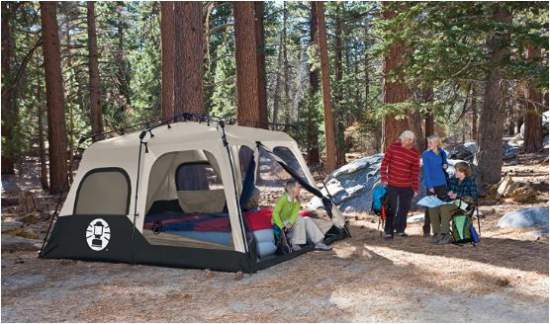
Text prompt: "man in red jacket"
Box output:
[[380, 130, 420, 240]]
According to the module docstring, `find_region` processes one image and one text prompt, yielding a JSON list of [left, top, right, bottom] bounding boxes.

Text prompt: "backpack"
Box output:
[[372, 185, 389, 234], [371, 185, 387, 215], [451, 214, 480, 246]]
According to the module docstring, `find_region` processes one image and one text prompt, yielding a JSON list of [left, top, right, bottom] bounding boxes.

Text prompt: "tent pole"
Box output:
[[219, 121, 249, 254], [131, 130, 147, 263]]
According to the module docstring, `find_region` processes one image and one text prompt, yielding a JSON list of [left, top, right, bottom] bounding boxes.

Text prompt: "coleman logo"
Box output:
[[86, 218, 111, 251]]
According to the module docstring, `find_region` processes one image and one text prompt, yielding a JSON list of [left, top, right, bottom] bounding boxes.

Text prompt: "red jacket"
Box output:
[[380, 141, 420, 192]]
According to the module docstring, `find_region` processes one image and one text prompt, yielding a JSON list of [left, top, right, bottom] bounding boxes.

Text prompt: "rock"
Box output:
[[497, 207, 549, 233], [313, 153, 479, 214], [447, 144, 476, 162], [2, 234, 42, 251]]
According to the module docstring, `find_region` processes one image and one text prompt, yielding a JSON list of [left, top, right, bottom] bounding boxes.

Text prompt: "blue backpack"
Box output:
[[371, 185, 387, 215]]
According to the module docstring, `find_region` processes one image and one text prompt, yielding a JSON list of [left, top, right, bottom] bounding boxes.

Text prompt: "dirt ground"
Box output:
[[1, 154, 549, 322]]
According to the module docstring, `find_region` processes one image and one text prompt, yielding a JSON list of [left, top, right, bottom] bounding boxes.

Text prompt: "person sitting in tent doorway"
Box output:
[[272, 180, 332, 251]]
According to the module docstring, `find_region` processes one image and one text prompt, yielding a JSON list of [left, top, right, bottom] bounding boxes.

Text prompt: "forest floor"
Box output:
[[1, 153, 549, 322]]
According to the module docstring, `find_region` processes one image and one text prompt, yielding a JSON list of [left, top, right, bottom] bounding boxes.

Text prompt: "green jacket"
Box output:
[[272, 193, 301, 230]]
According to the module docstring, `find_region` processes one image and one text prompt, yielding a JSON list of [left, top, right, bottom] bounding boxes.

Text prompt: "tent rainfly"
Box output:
[[40, 119, 349, 272]]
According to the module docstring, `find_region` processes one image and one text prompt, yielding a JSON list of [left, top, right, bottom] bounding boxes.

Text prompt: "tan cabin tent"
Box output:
[[41, 117, 348, 272]]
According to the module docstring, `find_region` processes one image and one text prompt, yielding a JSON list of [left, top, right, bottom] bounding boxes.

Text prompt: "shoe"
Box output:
[[314, 242, 332, 251], [291, 244, 302, 251], [383, 233, 393, 240], [431, 233, 442, 244], [396, 232, 408, 237], [437, 234, 451, 245]]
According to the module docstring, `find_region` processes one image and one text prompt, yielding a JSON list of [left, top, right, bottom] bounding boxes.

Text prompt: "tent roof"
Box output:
[[86, 121, 294, 156]]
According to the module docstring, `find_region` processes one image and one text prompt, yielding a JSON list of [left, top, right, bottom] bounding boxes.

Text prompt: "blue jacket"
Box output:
[[421, 149, 448, 189]]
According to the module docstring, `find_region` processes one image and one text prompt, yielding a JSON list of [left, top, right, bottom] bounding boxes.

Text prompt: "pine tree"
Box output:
[[40, 1, 68, 193], [233, 1, 268, 128], [87, 1, 104, 140], [160, 1, 175, 121]]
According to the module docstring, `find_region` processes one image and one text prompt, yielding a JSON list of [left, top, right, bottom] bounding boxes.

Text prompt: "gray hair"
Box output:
[[399, 130, 416, 142]]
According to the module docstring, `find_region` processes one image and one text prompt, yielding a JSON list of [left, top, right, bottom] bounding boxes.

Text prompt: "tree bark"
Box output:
[[1, 2, 16, 175], [161, 1, 175, 121], [306, 2, 320, 164], [233, 1, 267, 128], [523, 45, 543, 153], [422, 88, 434, 150], [40, 1, 68, 194], [174, 1, 204, 115], [254, 2, 268, 127], [282, 2, 290, 125], [333, 2, 346, 167], [314, 2, 337, 171], [87, 1, 103, 141], [477, 4, 512, 186], [272, 33, 283, 128], [471, 85, 478, 141], [116, 1, 130, 113], [37, 83, 49, 190], [382, 6, 411, 152]]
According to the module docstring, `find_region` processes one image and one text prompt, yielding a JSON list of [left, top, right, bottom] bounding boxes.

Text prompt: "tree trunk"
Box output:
[[408, 109, 424, 151], [174, 1, 204, 115], [1, 3, 16, 175], [523, 45, 543, 153], [333, 2, 346, 167], [306, 2, 320, 164], [116, 2, 130, 109], [382, 7, 411, 152], [87, 1, 103, 141], [471, 85, 478, 141], [254, 2, 268, 127], [282, 2, 290, 126], [37, 83, 49, 190], [364, 23, 370, 113], [477, 5, 512, 186], [40, 1, 68, 194], [272, 32, 283, 128], [314, 2, 337, 171], [161, 1, 175, 121], [423, 88, 434, 150], [233, 1, 268, 128]]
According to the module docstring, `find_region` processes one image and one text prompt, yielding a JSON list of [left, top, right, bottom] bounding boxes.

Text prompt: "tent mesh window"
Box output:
[[256, 147, 314, 208], [142, 150, 233, 250], [74, 168, 130, 215]]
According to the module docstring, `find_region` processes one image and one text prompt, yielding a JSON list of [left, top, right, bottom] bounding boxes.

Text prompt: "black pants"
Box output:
[[384, 186, 414, 235]]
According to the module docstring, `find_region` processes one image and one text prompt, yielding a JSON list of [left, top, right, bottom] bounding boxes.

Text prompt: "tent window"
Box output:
[[175, 162, 223, 191], [272, 146, 306, 180], [74, 168, 130, 215]]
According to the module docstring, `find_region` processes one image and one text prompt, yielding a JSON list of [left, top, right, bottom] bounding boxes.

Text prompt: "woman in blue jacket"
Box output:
[[422, 135, 449, 241]]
